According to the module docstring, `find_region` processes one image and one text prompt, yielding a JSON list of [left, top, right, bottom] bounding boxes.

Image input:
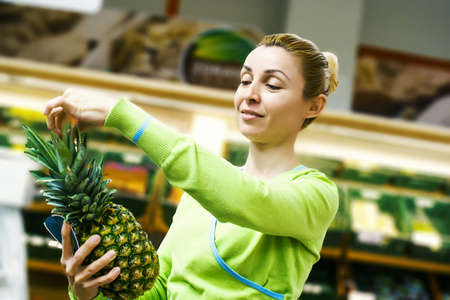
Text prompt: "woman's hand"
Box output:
[[43, 88, 119, 136], [61, 222, 120, 300]]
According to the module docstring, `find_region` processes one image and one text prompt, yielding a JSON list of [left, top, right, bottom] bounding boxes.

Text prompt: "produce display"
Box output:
[[350, 189, 400, 243], [405, 196, 450, 261], [298, 258, 336, 300], [347, 189, 412, 255], [352, 263, 431, 300], [351, 199, 399, 239], [23, 124, 159, 300]]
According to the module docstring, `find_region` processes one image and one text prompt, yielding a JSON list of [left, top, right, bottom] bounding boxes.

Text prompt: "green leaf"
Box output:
[[29, 170, 50, 180], [86, 177, 100, 195], [52, 132, 72, 175], [65, 166, 79, 191], [75, 177, 90, 194], [23, 126, 59, 173]]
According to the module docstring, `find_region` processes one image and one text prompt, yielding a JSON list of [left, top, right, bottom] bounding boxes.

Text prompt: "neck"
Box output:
[[243, 141, 300, 180]]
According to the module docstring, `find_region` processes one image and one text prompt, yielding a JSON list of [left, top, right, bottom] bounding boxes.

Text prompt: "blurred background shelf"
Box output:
[[347, 250, 450, 274], [1, 56, 449, 144], [27, 259, 64, 275]]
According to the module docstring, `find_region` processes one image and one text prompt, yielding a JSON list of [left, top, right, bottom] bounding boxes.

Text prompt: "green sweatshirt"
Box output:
[[71, 98, 338, 300]]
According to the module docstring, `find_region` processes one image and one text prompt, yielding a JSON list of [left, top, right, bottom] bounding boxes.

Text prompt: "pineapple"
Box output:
[[23, 124, 159, 300]]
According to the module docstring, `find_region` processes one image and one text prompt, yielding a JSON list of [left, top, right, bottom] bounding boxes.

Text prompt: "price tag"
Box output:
[[348, 291, 376, 300], [361, 189, 380, 200], [357, 230, 384, 245], [412, 231, 442, 250], [416, 197, 434, 208]]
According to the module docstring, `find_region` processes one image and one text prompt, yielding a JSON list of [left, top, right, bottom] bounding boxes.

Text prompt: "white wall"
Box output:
[[359, 0, 450, 61], [284, 0, 364, 111], [104, 0, 287, 34]]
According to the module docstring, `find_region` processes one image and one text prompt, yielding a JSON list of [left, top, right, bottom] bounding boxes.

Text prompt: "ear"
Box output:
[[306, 94, 327, 118]]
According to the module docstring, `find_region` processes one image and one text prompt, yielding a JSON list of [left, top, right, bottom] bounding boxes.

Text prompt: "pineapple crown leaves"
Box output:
[[23, 124, 116, 227]]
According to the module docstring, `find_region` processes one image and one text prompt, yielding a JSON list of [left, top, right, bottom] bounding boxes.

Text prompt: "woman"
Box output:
[[43, 33, 339, 300]]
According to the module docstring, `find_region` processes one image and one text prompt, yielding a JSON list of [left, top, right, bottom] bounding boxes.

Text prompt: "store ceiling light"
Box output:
[[1, 0, 103, 14]]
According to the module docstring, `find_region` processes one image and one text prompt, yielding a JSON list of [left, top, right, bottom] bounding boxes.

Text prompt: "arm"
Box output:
[[105, 99, 339, 243]]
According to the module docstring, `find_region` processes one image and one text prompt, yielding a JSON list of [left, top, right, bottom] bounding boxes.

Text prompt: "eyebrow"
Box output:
[[243, 65, 290, 80]]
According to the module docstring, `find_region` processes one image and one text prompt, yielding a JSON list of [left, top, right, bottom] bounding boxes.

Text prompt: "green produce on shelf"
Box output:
[[348, 188, 411, 255], [411, 208, 442, 251], [0, 133, 11, 147], [404, 196, 450, 259], [352, 263, 431, 300], [342, 160, 395, 185], [351, 199, 399, 240], [393, 170, 446, 192], [192, 28, 255, 65]]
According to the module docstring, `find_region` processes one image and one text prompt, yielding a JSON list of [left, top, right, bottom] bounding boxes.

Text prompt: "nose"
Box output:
[[244, 82, 261, 103]]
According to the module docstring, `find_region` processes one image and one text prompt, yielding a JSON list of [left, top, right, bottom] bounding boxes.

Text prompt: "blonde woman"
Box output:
[[44, 33, 339, 300]]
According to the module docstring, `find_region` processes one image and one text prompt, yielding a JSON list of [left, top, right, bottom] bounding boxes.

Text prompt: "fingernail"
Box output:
[[107, 250, 116, 258], [91, 235, 100, 243], [112, 267, 120, 275]]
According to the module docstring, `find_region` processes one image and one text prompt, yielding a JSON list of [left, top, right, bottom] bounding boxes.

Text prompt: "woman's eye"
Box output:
[[266, 84, 281, 90], [241, 80, 251, 86]]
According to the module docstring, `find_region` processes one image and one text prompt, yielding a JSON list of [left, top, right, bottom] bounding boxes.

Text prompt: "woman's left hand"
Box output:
[[43, 88, 119, 136]]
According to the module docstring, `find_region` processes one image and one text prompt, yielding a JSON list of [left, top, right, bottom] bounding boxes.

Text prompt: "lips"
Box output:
[[241, 109, 264, 119]]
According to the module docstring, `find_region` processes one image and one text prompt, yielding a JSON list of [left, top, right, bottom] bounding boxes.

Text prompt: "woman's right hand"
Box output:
[[43, 88, 119, 137], [61, 221, 120, 300]]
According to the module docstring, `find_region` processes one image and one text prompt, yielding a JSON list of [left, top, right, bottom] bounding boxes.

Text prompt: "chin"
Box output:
[[240, 132, 266, 144]]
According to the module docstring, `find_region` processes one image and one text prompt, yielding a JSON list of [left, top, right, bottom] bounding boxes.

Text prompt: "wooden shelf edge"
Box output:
[[0, 57, 236, 108], [320, 246, 343, 259], [316, 110, 450, 144], [348, 250, 450, 274], [27, 259, 64, 275]]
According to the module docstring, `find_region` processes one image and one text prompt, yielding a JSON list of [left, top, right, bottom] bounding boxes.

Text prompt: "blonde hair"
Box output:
[[258, 33, 339, 128]]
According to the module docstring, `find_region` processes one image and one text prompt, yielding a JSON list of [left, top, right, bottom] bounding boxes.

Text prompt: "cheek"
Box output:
[[233, 90, 243, 110], [273, 102, 306, 125]]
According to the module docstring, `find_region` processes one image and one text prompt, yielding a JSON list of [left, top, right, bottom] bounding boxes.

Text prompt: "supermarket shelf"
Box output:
[[348, 250, 450, 274], [28, 259, 65, 275], [320, 246, 343, 259], [1, 57, 450, 144], [29, 248, 450, 277], [0, 57, 235, 109], [27, 201, 52, 213]]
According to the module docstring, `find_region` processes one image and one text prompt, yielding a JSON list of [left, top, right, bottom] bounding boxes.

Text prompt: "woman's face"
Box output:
[[234, 46, 320, 145]]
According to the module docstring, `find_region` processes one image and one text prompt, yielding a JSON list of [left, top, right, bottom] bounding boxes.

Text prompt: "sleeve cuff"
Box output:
[[104, 98, 150, 140], [104, 97, 181, 167], [68, 286, 105, 300]]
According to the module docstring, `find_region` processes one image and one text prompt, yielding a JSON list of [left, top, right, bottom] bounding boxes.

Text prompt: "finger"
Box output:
[[46, 106, 64, 136], [61, 221, 74, 262], [81, 267, 121, 290], [77, 249, 117, 282], [72, 235, 101, 266], [43, 96, 64, 116]]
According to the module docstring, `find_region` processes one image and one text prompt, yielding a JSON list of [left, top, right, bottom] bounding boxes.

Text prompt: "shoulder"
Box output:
[[275, 167, 339, 207], [277, 166, 336, 187]]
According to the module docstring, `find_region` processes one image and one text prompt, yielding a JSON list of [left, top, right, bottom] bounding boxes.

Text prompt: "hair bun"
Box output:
[[323, 52, 339, 95]]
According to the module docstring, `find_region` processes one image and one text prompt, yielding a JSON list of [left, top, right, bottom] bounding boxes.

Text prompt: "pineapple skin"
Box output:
[[23, 125, 160, 300], [80, 203, 160, 300]]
